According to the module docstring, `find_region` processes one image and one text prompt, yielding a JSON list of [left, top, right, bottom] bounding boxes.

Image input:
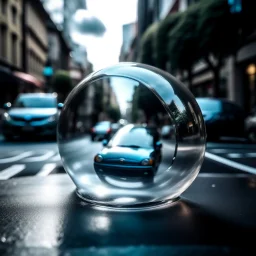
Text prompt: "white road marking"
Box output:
[[198, 173, 252, 178], [36, 163, 57, 177], [227, 153, 242, 158], [24, 151, 55, 162], [51, 154, 61, 161], [247, 153, 256, 157], [227, 152, 256, 159], [205, 152, 256, 175], [0, 165, 26, 180], [210, 149, 229, 153], [0, 152, 33, 164]]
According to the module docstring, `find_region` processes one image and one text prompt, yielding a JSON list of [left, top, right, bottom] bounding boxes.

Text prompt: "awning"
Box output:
[[13, 71, 43, 88]]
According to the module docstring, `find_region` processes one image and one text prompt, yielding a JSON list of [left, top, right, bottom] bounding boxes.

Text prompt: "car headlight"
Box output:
[[95, 154, 103, 163], [3, 113, 11, 122], [141, 158, 153, 166], [48, 115, 56, 122]]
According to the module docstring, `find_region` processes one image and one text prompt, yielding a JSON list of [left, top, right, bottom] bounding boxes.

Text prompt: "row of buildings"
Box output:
[[120, 0, 256, 114], [0, 0, 90, 106]]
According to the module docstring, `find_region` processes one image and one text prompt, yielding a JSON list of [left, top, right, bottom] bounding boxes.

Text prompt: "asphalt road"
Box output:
[[0, 135, 255, 181]]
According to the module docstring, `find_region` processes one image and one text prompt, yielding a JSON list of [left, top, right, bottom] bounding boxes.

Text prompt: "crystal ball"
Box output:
[[57, 63, 206, 209]]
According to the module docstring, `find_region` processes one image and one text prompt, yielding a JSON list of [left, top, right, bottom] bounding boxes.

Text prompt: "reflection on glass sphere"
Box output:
[[57, 63, 206, 208]]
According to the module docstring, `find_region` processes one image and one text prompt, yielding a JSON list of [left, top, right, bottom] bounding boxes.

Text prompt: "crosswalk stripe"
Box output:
[[36, 163, 57, 177], [210, 149, 228, 153], [205, 152, 256, 175], [0, 165, 26, 180], [246, 153, 256, 158], [227, 153, 242, 158], [0, 152, 33, 164], [227, 152, 256, 159], [24, 151, 55, 162]]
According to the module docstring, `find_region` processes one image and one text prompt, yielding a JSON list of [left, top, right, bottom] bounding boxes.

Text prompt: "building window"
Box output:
[[11, 6, 17, 24], [11, 33, 18, 65], [1, 0, 7, 15], [0, 25, 7, 60]]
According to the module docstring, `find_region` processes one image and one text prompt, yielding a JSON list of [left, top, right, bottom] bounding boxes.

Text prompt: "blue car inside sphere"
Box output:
[[94, 124, 162, 182]]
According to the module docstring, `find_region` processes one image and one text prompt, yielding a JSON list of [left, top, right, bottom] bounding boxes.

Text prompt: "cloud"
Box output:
[[71, 9, 106, 37]]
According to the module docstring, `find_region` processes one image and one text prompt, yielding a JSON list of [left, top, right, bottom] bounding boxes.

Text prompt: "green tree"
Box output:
[[106, 106, 121, 122], [135, 84, 165, 123], [51, 70, 73, 102], [167, 3, 200, 90], [197, 0, 238, 97], [155, 12, 181, 70], [92, 81, 104, 124], [137, 22, 159, 65], [131, 86, 139, 123]]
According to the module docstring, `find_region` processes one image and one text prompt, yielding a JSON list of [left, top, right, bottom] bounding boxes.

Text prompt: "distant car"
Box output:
[[94, 124, 162, 181], [196, 98, 245, 141], [161, 125, 174, 139], [245, 107, 256, 142], [111, 123, 121, 135], [91, 121, 112, 141], [2, 93, 63, 140]]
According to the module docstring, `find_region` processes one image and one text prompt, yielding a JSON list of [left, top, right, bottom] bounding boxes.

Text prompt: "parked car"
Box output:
[[91, 121, 112, 141], [245, 106, 256, 142], [94, 124, 162, 182], [2, 93, 63, 140], [196, 98, 245, 141]]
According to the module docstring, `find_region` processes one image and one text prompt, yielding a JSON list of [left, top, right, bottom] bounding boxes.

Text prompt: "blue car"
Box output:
[[2, 93, 63, 140], [94, 124, 162, 181]]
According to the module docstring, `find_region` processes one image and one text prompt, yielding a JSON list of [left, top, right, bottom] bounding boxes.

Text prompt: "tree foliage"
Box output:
[[51, 70, 73, 101], [106, 106, 121, 122], [167, 3, 200, 88], [196, 0, 239, 97], [198, 0, 238, 59], [132, 84, 165, 123], [137, 22, 159, 65], [155, 12, 181, 70]]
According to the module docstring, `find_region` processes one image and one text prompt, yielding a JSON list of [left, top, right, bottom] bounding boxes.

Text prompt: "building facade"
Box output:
[[134, 0, 256, 113], [42, 0, 89, 83], [0, 0, 23, 70], [119, 23, 136, 62], [24, 0, 49, 82], [47, 18, 70, 72]]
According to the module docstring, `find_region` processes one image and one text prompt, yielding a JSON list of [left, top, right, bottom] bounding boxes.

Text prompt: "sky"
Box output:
[[72, 0, 138, 71], [81, 0, 138, 114], [44, 0, 138, 114], [43, 0, 137, 70]]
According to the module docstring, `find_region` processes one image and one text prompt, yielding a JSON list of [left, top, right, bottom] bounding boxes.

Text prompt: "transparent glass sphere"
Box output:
[[57, 63, 206, 209]]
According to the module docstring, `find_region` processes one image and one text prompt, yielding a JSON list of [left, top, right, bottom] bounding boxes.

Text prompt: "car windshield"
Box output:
[[196, 99, 221, 112], [13, 96, 57, 108], [110, 127, 155, 149]]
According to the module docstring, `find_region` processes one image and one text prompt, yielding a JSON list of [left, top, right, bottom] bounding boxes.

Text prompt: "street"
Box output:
[[0, 136, 255, 180]]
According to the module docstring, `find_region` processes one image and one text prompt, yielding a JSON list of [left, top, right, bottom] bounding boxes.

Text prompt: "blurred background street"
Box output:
[[0, 136, 255, 180], [0, 0, 256, 181]]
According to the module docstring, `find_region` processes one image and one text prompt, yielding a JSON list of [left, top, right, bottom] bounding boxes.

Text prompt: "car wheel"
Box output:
[[248, 130, 256, 143]]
